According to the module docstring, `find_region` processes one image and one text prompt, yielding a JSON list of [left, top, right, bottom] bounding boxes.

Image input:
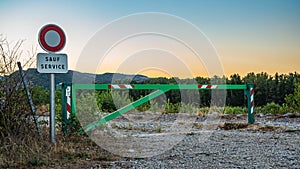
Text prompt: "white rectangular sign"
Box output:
[[37, 53, 68, 73]]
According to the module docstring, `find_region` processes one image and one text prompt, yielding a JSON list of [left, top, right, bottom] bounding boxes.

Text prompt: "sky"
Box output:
[[0, 0, 299, 78]]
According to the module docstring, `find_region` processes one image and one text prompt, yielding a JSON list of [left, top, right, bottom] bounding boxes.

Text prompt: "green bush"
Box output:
[[209, 106, 225, 114], [135, 101, 151, 112], [148, 100, 163, 112], [96, 91, 116, 112], [224, 106, 246, 115], [55, 90, 62, 124], [76, 91, 101, 126], [262, 102, 282, 115], [164, 99, 180, 114], [254, 106, 263, 114], [110, 91, 131, 110], [197, 107, 210, 116], [179, 103, 198, 114], [283, 83, 300, 113]]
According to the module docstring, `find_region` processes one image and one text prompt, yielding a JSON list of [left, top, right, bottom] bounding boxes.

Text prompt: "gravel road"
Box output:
[[89, 113, 300, 169]]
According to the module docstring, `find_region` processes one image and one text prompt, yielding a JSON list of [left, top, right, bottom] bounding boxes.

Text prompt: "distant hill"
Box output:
[[9, 69, 149, 89]]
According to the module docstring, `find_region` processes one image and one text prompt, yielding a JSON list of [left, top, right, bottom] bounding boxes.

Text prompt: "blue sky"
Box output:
[[1, 0, 299, 77]]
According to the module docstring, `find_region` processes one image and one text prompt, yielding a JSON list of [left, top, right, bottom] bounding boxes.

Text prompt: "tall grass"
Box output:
[[0, 129, 113, 168]]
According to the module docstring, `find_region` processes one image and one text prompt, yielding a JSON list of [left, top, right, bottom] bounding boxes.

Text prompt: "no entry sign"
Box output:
[[38, 24, 66, 53], [37, 24, 68, 143]]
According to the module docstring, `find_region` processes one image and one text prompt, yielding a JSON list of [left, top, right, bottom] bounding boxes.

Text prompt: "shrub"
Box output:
[[135, 101, 151, 112], [197, 107, 209, 116], [224, 106, 246, 115], [283, 83, 300, 113], [148, 100, 163, 112], [76, 91, 101, 128], [0, 36, 36, 137], [164, 99, 180, 114], [179, 103, 198, 114], [262, 102, 282, 115]]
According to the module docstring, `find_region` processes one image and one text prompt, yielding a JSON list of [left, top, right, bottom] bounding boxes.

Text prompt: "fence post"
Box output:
[[71, 84, 77, 117], [17, 62, 43, 138], [60, 83, 71, 133], [246, 84, 255, 124]]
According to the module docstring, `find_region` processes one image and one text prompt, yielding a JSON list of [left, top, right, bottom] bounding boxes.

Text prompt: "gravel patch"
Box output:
[[90, 113, 300, 168]]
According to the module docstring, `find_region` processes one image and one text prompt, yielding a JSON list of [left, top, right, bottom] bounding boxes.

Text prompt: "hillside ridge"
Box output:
[[10, 68, 149, 89]]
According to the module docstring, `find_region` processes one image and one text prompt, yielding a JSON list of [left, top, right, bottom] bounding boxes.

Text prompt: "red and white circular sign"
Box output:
[[38, 24, 66, 53]]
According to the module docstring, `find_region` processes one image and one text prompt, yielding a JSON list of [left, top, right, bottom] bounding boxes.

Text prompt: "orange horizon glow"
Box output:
[[1, 1, 299, 79]]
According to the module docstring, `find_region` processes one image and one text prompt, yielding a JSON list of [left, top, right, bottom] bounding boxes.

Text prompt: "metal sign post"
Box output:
[[50, 73, 56, 142], [38, 24, 67, 143]]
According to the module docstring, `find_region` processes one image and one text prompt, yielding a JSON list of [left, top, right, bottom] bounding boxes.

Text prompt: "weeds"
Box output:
[[0, 128, 114, 168], [262, 102, 282, 115], [224, 106, 247, 115]]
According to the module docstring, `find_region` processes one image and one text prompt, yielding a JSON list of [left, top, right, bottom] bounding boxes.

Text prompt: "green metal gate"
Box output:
[[59, 83, 255, 132]]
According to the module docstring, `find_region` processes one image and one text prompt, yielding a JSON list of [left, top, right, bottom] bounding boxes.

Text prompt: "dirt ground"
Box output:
[[74, 112, 300, 168]]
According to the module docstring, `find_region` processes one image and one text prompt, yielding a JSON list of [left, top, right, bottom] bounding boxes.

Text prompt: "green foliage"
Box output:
[[224, 106, 246, 115], [243, 72, 299, 106], [179, 103, 198, 114], [96, 91, 116, 112], [110, 91, 131, 109], [76, 91, 101, 127], [55, 90, 62, 124], [27, 157, 45, 166], [164, 99, 180, 114], [0, 76, 34, 137], [282, 83, 300, 113], [31, 86, 49, 106], [155, 124, 162, 133], [76, 91, 100, 114], [135, 101, 151, 112], [262, 102, 282, 115], [65, 113, 84, 134], [197, 107, 210, 116], [209, 106, 225, 114], [148, 100, 162, 112], [254, 106, 263, 114]]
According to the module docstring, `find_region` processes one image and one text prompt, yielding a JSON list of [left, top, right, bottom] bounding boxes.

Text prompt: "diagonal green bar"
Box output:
[[84, 88, 170, 132]]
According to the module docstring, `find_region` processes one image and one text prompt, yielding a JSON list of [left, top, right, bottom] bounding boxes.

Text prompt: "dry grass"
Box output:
[[218, 122, 286, 132], [0, 127, 115, 168], [219, 122, 248, 130]]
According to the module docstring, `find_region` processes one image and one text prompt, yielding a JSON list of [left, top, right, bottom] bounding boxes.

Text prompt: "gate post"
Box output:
[[245, 84, 255, 124], [60, 83, 72, 132]]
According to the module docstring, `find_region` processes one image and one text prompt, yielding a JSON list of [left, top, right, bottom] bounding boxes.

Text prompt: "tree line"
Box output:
[[130, 72, 300, 107]]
